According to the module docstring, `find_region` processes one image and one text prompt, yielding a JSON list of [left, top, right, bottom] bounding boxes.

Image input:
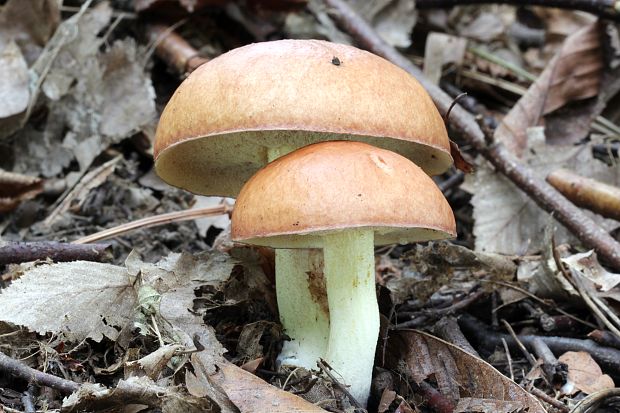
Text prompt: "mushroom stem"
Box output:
[[268, 146, 331, 370], [275, 249, 329, 368], [322, 229, 378, 406]]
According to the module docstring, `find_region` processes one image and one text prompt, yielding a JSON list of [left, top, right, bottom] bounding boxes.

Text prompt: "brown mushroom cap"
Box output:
[[154, 39, 452, 197], [231, 141, 456, 248]]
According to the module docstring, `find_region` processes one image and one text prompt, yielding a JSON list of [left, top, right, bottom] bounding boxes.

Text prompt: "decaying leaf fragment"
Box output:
[[0, 41, 29, 119], [0, 261, 137, 342], [385, 330, 546, 413], [559, 351, 615, 395], [494, 21, 603, 156], [469, 128, 620, 255], [562, 250, 620, 292], [0, 169, 43, 212]]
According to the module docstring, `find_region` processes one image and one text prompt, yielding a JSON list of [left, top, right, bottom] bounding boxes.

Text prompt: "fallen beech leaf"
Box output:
[[384, 330, 546, 413], [423, 32, 467, 85], [469, 128, 620, 255], [0, 41, 29, 118], [0, 261, 137, 342], [559, 351, 615, 395], [0, 169, 43, 213], [495, 21, 603, 156], [210, 362, 327, 413]]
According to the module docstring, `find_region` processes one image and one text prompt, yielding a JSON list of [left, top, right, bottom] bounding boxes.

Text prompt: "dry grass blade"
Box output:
[[44, 155, 122, 227], [495, 22, 603, 156], [73, 204, 232, 244]]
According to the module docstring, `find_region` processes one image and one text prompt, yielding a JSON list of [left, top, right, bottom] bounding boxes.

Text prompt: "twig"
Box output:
[[530, 337, 567, 387], [481, 280, 597, 329], [0, 351, 79, 394], [412, 381, 456, 413], [588, 329, 620, 349], [433, 316, 481, 357], [73, 204, 231, 244], [0, 241, 111, 265], [322, 0, 620, 270], [317, 358, 363, 409], [501, 338, 514, 381], [415, 0, 620, 21], [571, 388, 620, 413], [22, 383, 37, 413], [529, 387, 569, 413], [145, 24, 209, 74], [501, 319, 538, 368], [459, 314, 620, 374], [546, 169, 620, 222], [393, 290, 485, 329]]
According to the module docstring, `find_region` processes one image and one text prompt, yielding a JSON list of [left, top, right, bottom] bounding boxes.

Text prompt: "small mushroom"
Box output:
[[154, 39, 454, 376], [232, 141, 456, 404]]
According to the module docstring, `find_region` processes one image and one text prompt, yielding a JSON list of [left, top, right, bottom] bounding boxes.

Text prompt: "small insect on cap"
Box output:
[[154, 39, 452, 197]]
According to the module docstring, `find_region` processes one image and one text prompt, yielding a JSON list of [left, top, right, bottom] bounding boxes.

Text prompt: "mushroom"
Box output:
[[231, 141, 456, 404], [154, 39, 453, 371]]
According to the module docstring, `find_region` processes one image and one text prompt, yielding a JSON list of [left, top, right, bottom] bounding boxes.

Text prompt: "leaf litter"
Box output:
[[2, 1, 620, 413]]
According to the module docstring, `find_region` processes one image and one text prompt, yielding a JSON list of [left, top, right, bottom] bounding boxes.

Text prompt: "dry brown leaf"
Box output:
[[209, 362, 328, 413], [559, 351, 615, 395], [385, 330, 546, 413], [0, 169, 43, 213], [495, 22, 603, 156]]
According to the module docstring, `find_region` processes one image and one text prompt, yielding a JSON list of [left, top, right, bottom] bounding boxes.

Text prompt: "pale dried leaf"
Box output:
[[209, 362, 328, 412], [469, 129, 620, 255], [349, 0, 416, 48], [0, 0, 60, 64], [423, 32, 467, 85], [562, 251, 620, 292], [192, 196, 233, 236], [0, 169, 43, 213], [386, 330, 546, 413], [0, 41, 29, 118], [459, 12, 506, 42], [495, 22, 603, 156], [559, 351, 615, 395], [0, 261, 137, 342], [61, 376, 218, 413]]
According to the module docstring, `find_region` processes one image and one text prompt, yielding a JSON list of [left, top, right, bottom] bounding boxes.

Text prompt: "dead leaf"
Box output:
[[209, 362, 328, 412], [424, 32, 467, 85], [559, 351, 615, 395], [348, 0, 416, 48], [384, 330, 546, 413], [0, 0, 60, 65], [0, 169, 43, 213], [378, 388, 397, 412], [562, 251, 620, 292], [469, 128, 620, 255], [459, 11, 507, 42], [61, 376, 218, 413], [495, 22, 603, 156], [0, 41, 29, 119], [0, 260, 137, 342]]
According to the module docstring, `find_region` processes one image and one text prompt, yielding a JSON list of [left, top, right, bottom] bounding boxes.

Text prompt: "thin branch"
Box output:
[[0, 241, 111, 265], [322, 0, 620, 270], [459, 314, 620, 374], [415, 0, 620, 21], [0, 351, 79, 394]]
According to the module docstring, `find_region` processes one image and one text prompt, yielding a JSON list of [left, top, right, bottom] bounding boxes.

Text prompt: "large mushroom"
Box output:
[[232, 141, 456, 404], [154, 39, 452, 370]]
